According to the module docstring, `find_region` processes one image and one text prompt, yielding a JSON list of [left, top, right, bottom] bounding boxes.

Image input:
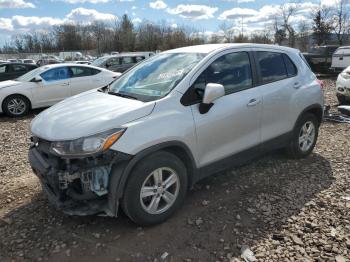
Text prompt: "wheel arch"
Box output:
[[115, 141, 197, 197], [294, 103, 323, 129]]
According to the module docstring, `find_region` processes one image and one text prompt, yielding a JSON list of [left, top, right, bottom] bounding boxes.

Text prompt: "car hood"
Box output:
[[0, 80, 21, 90], [31, 91, 156, 141]]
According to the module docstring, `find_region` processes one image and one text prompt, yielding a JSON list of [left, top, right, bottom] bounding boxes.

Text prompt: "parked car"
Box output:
[[28, 44, 324, 225], [92, 52, 154, 73], [331, 46, 350, 73], [0, 63, 38, 82], [302, 45, 338, 73], [7, 59, 19, 63], [21, 59, 36, 64], [36, 59, 60, 67], [335, 66, 350, 104], [0, 64, 120, 117]]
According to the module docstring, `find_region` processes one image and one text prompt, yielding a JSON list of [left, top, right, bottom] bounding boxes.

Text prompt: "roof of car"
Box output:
[[0, 62, 37, 66], [164, 43, 299, 54], [40, 63, 103, 70]]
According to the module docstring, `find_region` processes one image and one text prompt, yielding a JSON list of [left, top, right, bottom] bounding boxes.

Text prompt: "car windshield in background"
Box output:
[[91, 57, 107, 66], [109, 52, 206, 102], [16, 67, 47, 82]]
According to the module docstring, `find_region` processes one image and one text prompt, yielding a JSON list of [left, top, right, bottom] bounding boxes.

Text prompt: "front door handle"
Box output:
[[247, 98, 261, 107], [61, 82, 69, 86]]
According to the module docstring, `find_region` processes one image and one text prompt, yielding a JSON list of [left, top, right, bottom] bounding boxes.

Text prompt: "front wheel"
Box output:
[[286, 113, 319, 159], [121, 151, 188, 226], [3, 95, 30, 117]]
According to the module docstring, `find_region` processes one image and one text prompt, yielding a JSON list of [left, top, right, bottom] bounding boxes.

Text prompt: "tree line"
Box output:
[[1, 1, 350, 55]]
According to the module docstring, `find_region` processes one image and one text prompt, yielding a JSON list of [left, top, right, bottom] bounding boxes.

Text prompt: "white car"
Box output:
[[0, 63, 120, 117], [336, 66, 350, 104], [331, 46, 350, 73]]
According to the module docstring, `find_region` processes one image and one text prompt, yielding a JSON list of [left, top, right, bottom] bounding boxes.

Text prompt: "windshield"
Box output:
[[17, 67, 47, 82], [109, 52, 206, 102], [91, 57, 108, 66]]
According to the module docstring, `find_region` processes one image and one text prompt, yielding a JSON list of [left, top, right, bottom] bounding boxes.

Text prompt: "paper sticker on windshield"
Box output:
[[158, 69, 184, 80]]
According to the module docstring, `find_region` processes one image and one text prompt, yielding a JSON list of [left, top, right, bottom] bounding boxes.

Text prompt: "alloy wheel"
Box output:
[[140, 167, 180, 215]]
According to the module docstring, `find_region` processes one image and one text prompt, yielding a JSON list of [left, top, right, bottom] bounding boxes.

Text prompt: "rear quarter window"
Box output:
[[282, 54, 297, 77]]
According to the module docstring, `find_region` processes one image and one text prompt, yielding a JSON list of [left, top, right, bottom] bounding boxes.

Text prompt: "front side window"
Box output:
[[193, 52, 253, 98], [121, 56, 135, 64], [40, 67, 70, 82], [110, 52, 206, 102], [257, 52, 287, 84]]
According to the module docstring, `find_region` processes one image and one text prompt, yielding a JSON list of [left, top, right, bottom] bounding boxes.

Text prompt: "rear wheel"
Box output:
[[286, 113, 319, 159], [3, 95, 30, 117], [122, 151, 188, 226]]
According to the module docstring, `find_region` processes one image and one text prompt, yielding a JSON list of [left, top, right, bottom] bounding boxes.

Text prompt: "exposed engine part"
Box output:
[[80, 166, 110, 196], [58, 171, 80, 190]]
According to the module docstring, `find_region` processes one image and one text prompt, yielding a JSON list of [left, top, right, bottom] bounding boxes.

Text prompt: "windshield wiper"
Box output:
[[108, 91, 139, 100]]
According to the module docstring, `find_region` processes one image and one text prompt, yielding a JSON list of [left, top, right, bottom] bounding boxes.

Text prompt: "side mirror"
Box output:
[[199, 83, 225, 114], [31, 76, 42, 83]]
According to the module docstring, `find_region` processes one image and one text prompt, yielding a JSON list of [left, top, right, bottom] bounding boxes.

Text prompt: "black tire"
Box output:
[[122, 151, 188, 226], [286, 113, 319, 159], [337, 94, 348, 105], [2, 95, 30, 117]]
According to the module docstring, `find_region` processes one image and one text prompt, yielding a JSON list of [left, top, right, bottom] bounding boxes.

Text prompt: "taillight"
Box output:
[[316, 79, 324, 89]]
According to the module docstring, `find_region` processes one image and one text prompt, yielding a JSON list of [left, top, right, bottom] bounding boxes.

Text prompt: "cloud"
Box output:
[[218, 8, 258, 20], [149, 0, 167, 10], [0, 8, 117, 34], [171, 23, 177, 29], [132, 17, 142, 24], [222, 0, 255, 2], [131, 5, 137, 10], [0, 18, 13, 31], [65, 7, 116, 23], [0, 0, 35, 9], [167, 4, 218, 20], [60, 0, 110, 3]]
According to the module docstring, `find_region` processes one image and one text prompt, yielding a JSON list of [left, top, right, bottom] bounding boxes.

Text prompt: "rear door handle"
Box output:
[[293, 82, 301, 89], [247, 98, 261, 107]]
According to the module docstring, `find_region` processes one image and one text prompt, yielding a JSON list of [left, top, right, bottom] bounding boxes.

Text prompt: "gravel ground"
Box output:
[[0, 79, 349, 262]]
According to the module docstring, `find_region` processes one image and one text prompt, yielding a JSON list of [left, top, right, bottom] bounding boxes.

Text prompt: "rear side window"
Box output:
[[10, 64, 27, 72], [283, 54, 297, 77], [257, 52, 287, 84], [0, 65, 7, 73]]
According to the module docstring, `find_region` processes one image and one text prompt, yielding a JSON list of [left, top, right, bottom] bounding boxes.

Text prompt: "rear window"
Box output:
[[257, 52, 287, 84]]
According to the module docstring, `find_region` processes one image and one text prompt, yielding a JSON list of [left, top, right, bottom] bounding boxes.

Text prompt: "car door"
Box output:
[[33, 66, 71, 107], [254, 50, 299, 143], [69, 66, 102, 95], [188, 50, 262, 168]]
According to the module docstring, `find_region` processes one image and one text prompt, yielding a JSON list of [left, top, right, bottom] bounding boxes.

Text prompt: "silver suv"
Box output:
[[29, 44, 324, 225]]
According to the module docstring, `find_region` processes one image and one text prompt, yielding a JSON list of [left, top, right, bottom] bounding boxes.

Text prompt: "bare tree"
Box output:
[[312, 5, 332, 46], [278, 2, 299, 47], [218, 22, 235, 43], [331, 0, 350, 45]]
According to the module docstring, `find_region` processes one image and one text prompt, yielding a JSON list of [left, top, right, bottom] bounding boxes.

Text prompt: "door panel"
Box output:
[[192, 88, 262, 167], [190, 51, 262, 167], [255, 51, 298, 142], [68, 66, 100, 95]]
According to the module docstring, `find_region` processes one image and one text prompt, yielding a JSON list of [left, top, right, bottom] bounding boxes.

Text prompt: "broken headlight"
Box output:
[[50, 128, 125, 157]]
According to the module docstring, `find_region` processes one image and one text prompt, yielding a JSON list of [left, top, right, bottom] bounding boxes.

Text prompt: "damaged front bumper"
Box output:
[[28, 137, 131, 216]]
